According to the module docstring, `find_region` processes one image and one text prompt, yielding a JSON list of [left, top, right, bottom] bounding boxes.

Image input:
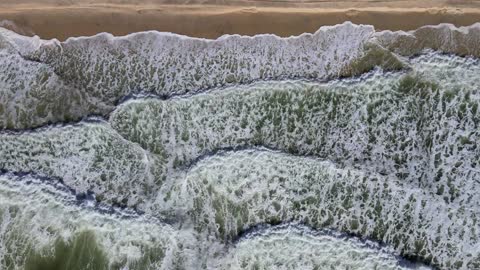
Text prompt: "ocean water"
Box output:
[[0, 22, 479, 269]]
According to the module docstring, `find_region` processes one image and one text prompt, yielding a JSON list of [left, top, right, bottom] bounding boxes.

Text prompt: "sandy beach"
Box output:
[[1, 1, 480, 40]]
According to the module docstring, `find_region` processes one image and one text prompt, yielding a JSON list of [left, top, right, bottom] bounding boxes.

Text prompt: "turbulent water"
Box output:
[[1, 22, 480, 270]]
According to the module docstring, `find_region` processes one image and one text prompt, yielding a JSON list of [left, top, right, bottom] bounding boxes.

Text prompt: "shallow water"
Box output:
[[1, 23, 479, 269]]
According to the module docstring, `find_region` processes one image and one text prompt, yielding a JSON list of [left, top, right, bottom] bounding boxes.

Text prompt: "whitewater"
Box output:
[[0, 22, 479, 270]]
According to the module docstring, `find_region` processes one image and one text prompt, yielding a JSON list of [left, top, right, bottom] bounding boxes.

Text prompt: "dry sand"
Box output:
[[1, 1, 480, 40]]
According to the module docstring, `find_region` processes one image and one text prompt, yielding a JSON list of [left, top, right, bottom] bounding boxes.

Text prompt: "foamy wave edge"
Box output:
[[3, 22, 480, 130]]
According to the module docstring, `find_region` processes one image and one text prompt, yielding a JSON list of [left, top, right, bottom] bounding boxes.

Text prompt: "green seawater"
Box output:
[[24, 231, 108, 270]]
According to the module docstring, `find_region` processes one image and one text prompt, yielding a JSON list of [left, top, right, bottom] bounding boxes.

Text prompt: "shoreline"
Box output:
[[2, 3, 480, 40]]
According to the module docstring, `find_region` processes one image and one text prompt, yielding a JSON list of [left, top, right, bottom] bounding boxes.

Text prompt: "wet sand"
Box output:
[[1, 1, 480, 40]]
